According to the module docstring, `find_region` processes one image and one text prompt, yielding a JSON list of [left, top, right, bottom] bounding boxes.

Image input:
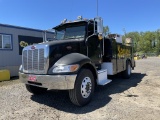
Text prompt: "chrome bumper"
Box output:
[[19, 72, 77, 90]]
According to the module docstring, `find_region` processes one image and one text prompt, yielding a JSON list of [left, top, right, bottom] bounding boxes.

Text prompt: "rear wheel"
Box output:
[[69, 69, 95, 106], [122, 61, 131, 79], [25, 84, 47, 94]]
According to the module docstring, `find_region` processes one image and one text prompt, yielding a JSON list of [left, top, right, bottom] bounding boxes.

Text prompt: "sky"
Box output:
[[0, 0, 160, 35]]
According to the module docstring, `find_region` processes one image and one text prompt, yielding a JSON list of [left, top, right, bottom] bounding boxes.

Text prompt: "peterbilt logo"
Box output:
[[31, 46, 35, 49]]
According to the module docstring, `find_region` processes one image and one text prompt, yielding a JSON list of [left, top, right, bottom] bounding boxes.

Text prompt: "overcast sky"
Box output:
[[0, 0, 160, 34]]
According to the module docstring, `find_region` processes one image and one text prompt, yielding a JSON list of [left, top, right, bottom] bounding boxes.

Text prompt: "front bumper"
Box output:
[[19, 72, 77, 90]]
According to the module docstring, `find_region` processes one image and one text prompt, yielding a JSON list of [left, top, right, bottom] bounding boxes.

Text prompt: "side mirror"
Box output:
[[94, 17, 103, 34]]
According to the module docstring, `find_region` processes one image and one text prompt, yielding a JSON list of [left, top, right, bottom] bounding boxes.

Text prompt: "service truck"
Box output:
[[19, 16, 135, 106]]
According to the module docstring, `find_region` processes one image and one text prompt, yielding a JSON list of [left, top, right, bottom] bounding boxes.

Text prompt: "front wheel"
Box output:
[[25, 84, 47, 94], [69, 69, 95, 106], [122, 61, 131, 79]]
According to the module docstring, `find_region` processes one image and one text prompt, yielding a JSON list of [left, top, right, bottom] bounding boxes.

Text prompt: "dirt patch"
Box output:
[[0, 77, 20, 87]]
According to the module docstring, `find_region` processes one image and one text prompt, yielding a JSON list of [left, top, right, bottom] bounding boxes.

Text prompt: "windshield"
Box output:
[[55, 26, 85, 40]]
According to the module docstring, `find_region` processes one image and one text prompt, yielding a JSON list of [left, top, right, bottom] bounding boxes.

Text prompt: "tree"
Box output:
[[103, 26, 110, 36], [124, 30, 160, 55], [124, 32, 141, 53]]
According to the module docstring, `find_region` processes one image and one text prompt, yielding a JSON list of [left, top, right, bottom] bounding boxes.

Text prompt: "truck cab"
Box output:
[[19, 16, 135, 106], [53, 17, 102, 66]]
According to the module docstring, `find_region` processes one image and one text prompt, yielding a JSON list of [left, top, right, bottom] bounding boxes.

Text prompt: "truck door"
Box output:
[[87, 23, 102, 67]]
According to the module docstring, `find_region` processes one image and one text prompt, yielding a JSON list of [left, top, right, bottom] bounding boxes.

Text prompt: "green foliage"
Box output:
[[103, 26, 110, 35], [123, 30, 160, 56]]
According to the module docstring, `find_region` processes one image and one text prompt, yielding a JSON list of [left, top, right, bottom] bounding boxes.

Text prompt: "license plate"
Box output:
[[28, 75, 37, 82]]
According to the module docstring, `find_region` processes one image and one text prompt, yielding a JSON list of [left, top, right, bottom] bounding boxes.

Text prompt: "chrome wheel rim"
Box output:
[[81, 77, 92, 98]]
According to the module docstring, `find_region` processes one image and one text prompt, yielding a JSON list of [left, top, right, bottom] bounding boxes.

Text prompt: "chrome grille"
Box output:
[[39, 49, 45, 70], [23, 48, 45, 74]]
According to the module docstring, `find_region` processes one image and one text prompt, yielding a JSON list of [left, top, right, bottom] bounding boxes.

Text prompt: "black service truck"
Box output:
[[19, 16, 135, 106]]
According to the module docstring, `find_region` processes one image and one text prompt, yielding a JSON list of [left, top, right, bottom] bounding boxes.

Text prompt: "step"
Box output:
[[97, 69, 112, 86], [98, 79, 112, 86]]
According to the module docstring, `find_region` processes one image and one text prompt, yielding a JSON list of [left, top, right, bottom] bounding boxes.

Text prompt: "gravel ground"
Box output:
[[0, 57, 160, 120]]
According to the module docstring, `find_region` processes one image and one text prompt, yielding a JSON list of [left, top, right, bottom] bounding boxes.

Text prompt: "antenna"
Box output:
[[97, 0, 98, 16]]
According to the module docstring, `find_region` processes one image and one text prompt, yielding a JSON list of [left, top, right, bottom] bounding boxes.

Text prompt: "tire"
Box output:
[[69, 69, 95, 106], [122, 61, 131, 79], [25, 84, 47, 94]]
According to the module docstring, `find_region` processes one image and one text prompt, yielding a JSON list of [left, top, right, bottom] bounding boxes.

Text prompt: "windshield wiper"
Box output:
[[76, 36, 84, 38], [64, 36, 75, 39], [64, 36, 84, 39]]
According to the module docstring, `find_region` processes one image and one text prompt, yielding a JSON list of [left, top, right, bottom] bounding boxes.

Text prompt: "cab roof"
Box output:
[[53, 19, 94, 30]]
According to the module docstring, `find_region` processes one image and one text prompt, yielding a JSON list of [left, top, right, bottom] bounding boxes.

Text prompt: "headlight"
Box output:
[[52, 64, 79, 73]]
